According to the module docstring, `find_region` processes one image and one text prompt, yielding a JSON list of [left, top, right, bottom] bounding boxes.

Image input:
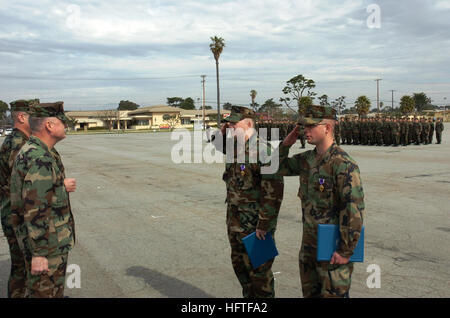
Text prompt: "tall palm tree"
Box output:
[[250, 89, 257, 111], [210, 36, 225, 126]]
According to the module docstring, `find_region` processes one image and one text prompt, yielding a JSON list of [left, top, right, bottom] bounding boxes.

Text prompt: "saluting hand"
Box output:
[[64, 178, 77, 193], [282, 124, 300, 147]]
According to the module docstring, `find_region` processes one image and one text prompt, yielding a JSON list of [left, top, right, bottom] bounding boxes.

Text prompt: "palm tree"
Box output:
[[210, 36, 225, 126], [354, 96, 371, 118], [250, 90, 257, 111]]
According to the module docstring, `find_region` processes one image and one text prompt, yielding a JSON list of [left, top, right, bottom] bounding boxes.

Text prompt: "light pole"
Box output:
[[389, 90, 396, 112], [375, 79, 382, 113], [201, 75, 206, 130]]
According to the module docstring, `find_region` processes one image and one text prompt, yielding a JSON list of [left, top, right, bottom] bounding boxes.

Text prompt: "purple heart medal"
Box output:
[[319, 178, 325, 192], [240, 164, 246, 176]]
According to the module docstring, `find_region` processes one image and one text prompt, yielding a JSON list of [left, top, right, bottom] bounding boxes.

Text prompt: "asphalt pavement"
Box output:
[[1, 125, 449, 298]]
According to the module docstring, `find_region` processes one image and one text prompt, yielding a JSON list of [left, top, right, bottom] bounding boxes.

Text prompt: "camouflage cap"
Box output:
[[223, 106, 255, 123], [30, 101, 70, 124], [298, 105, 337, 125], [9, 99, 40, 113]]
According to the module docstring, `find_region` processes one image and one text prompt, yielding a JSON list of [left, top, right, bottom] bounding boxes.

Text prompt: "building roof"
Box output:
[[180, 109, 230, 117], [128, 105, 181, 115], [66, 110, 120, 118]]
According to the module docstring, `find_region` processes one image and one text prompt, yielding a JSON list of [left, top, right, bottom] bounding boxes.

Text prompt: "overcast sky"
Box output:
[[0, 0, 449, 110]]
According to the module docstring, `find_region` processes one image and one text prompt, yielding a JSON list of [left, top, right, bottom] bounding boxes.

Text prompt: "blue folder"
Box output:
[[317, 224, 365, 262], [242, 232, 279, 269]]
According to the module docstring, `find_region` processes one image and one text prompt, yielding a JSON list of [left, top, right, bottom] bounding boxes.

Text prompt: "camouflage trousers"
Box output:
[[436, 132, 442, 144], [375, 132, 383, 145], [421, 131, 429, 144], [0, 199, 27, 298], [334, 134, 340, 146], [24, 253, 69, 298], [227, 229, 275, 298], [391, 133, 400, 146], [299, 244, 353, 298]]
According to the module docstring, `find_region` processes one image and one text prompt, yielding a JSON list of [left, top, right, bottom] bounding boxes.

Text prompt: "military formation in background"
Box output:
[[335, 116, 444, 147], [256, 116, 444, 148]]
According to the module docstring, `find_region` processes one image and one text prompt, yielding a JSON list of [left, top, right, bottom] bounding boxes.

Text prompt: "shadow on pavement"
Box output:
[[126, 266, 214, 298]]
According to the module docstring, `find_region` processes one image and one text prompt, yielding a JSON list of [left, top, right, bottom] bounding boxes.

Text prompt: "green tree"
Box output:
[[222, 102, 233, 110], [399, 95, 415, 115], [250, 89, 258, 111], [0, 100, 8, 133], [331, 96, 346, 116], [204, 105, 213, 110], [167, 97, 184, 107], [179, 97, 196, 110], [298, 96, 313, 114], [258, 98, 281, 112], [354, 96, 371, 117], [210, 35, 225, 126], [0, 100, 8, 114], [413, 92, 431, 112], [318, 94, 330, 107], [280, 74, 316, 114], [118, 100, 139, 110]]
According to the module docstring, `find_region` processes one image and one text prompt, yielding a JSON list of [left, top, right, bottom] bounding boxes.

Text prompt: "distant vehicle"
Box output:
[[4, 128, 13, 135], [159, 124, 170, 129]]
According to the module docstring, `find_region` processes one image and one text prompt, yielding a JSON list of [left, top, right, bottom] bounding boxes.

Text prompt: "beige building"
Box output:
[[66, 105, 231, 131]]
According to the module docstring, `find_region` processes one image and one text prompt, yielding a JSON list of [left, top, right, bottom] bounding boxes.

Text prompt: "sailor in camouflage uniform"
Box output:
[[391, 118, 401, 147], [212, 106, 284, 298], [0, 99, 39, 298], [435, 118, 444, 144], [421, 118, 430, 145], [277, 106, 365, 298], [334, 118, 341, 146], [10, 102, 76, 298], [428, 118, 435, 144]]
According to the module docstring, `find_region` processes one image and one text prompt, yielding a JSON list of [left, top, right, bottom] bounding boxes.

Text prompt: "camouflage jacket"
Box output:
[[277, 143, 365, 259], [334, 122, 340, 135], [0, 128, 29, 202], [352, 121, 360, 134], [391, 122, 400, 134], [422, 122, 430, 134], [400, 122, 409, 134], [10, 136, 75, 257], [213, 130, 284, 233], [413, 122, 422, 134], [407, 122, 414, 134], [435, 122, 444, 133]]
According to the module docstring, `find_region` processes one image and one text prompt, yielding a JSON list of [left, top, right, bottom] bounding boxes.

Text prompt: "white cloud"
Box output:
[[0, 0, 449, 107]]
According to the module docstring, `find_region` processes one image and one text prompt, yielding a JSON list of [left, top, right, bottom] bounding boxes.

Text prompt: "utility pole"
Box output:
[[375, 79, 382, 113], [201, 75, 206, 130], [389, 90, 396, 112]]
